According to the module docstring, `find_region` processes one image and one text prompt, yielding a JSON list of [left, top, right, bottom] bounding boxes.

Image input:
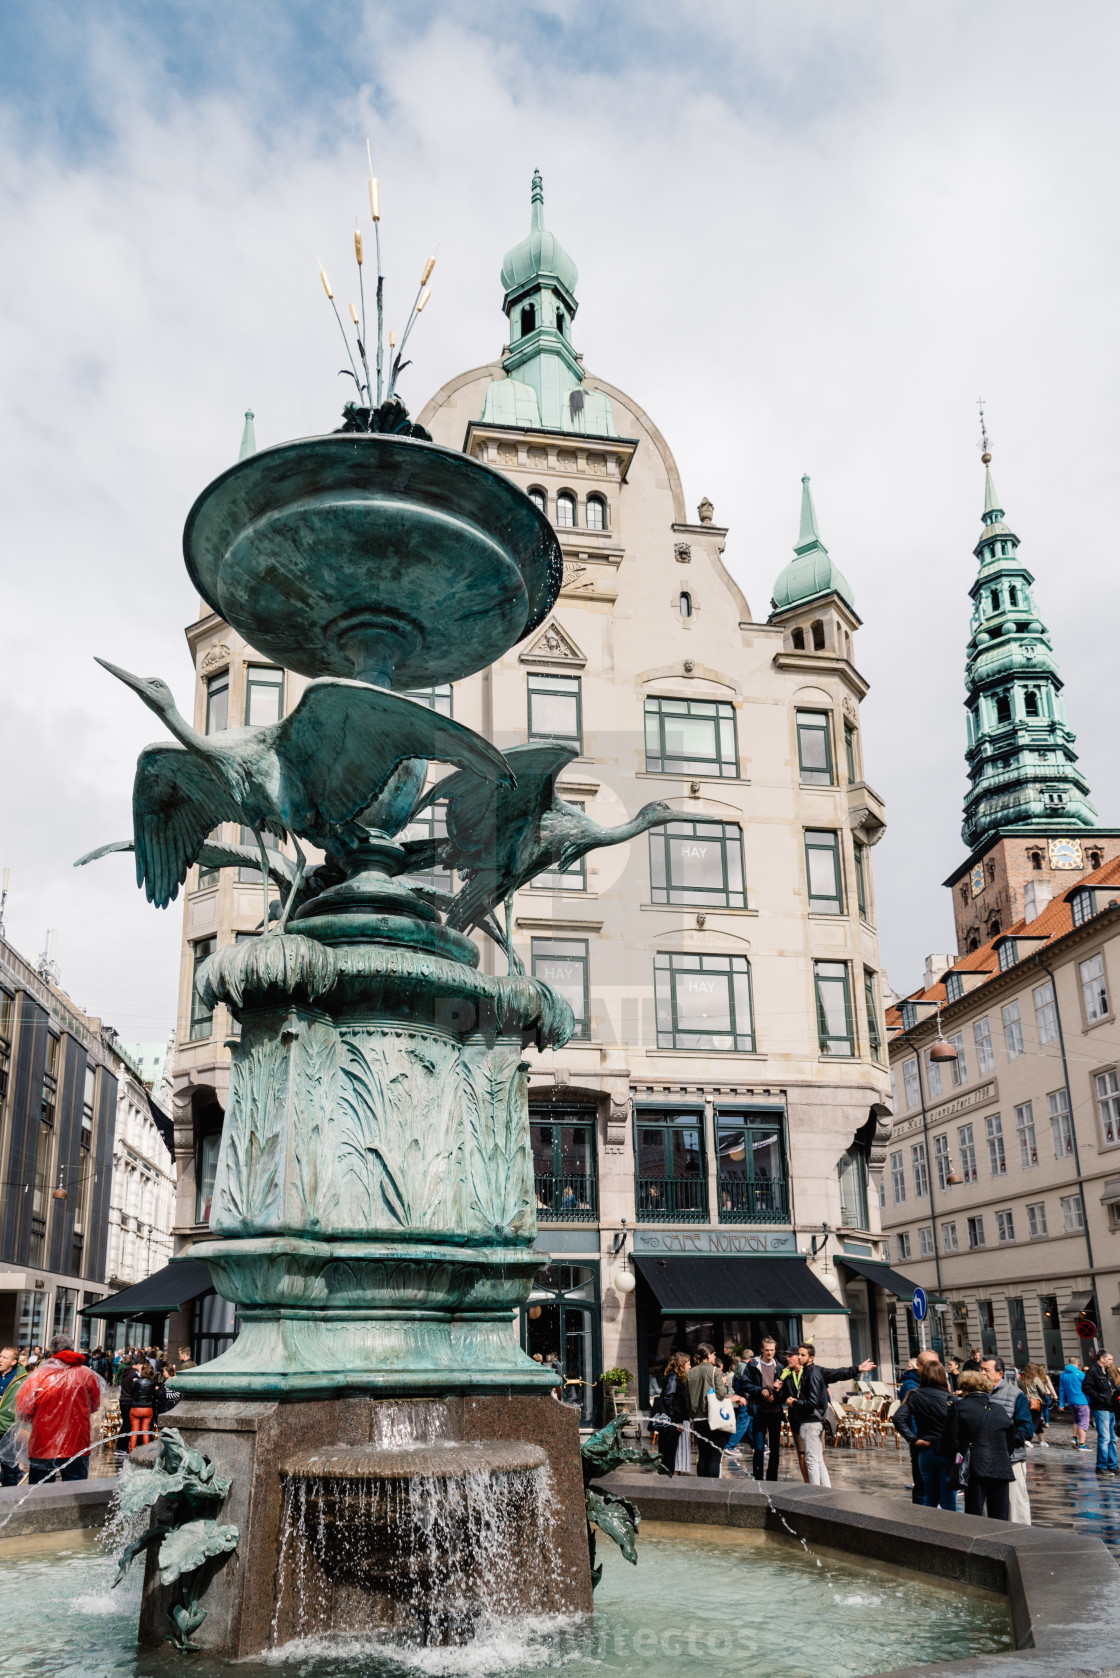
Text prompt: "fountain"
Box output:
[[83, 409, 683, 1656]]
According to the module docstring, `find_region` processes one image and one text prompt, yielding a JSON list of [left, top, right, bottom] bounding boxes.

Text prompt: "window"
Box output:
[[996, 1209, 1015, 1243], [998, 940, 1018, 973], [527, 486, 547, 515], [967, 1215, 986, 1249], [654, 952, 754, 1051], [585, 494, 606, 531], [530, 1111, 598, 1222], [795, 711, 833, 785], [814, 961, 854, 1056], [958, 1123, 978, 1183], [556, 490, 576, 527], [528, 672, 582, 749], [195, 823, 224, 890], [1024, 689, 1039, 716], [531, 801, 585, 890], [995, 693, 1011, 724], [679, 592, 692, 618], [942, 1220, 959, 1252], [520, 303, 536, 336], [1027, 1202, 1048, 1238], [649, 820, 746, 908], [1033, 980, 1058, 1044], [1002, 1000, 1025, 1059], [81, 1066, 95, 1152], [900, 1001, 917, 1030], [1061, 1192, 1085, 1233], [919, 1226, 934, 1257], [933, 1133, 950, 1191], [896, 1232, 911, 1262], [1096, 1068, 1120, 1146], [805, 831, 843, 915], [30, 1039, 58, 1267], [531, 939, 590, 1040], [244, 665, 284, 726], [902, 1058, 920, 1109], [403, 683, 453, 716], [399, 798, 452, 891], [911, 1142, 929, 1199], [195, 1130, 221, 1224], [238, 825, 282, 885], [644, 697, 738, 778], [635, 1108, 706, 1222], [974, 1016, 995, 1074], [791, 627, 805, 650], [52, 1286, 76, 1342], [205, 671, 229, 734], [838, 1144, 870, 1229], [1071, 889, 1096, 927], [811, 619, 825, 651], [890, 1065, 897, 1109], [926, 1051, 943, 1100], [189, 937, 217, 1041], [1081, 953, 1110, 1022], [1015, 1101, 1038, 1167], [1049, 1088, 1074, 1158], [986, 1113, 1007, 1176], [890, 1150, 906, 1205], [844, 722, 858, 783], [863, 970, 882, 1062], [717, 1109, 788, 1224], [947, 1032, 968, 1086], [854, 844, 870, 921]]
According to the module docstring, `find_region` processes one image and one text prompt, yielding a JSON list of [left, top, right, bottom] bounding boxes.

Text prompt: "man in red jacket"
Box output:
[[15, 1335, 103, 1483]]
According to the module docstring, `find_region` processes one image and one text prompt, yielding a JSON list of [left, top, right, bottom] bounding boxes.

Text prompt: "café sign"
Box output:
[[633, 1229, 798, 1255]]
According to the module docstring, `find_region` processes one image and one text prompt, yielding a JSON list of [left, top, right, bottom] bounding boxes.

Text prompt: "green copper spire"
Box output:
[[482, 173, 616, 436], [238, 409, 257, 460], [961, 454, 1097, 848], [770, 476, 856, 613]]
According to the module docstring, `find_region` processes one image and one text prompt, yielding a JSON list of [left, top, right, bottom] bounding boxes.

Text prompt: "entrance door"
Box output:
[[520, 1264, 602, 1425], [1039, 1295, 1064, 1370], [1007, 1297, 1029, 1369]]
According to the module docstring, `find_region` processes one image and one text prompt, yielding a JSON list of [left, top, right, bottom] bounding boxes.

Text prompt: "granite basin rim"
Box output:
[[280, 1440, 549, 1480]]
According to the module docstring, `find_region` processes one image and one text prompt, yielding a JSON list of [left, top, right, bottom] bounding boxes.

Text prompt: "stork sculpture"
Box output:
[[94, 660, 512, 931], [413, 742, 677, 968]]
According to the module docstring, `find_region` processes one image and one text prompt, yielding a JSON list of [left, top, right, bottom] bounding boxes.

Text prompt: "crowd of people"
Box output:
[[0, 1337, 191, 1486], [650, 1338, 1120, 1525]]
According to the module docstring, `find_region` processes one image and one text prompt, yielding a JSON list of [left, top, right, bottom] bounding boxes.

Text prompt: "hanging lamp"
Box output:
[[929, 1002, 958, 1062]]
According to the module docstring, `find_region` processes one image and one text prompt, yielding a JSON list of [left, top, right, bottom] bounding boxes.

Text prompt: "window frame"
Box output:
[[890, 1150, 906, 1205], [1002, 1000, 1025, 1059], [995, 1208, 1015, 1244], [189, 937, 216, 1041], [967, 1214, 986, 1249], [1060, 1192, 1085, 1234], [1080, 951, 1110, 1024], [1033, 980, 1058, 1045], [1095, 1067, 1120, 1147], [896, 1231, 911, 1262], [958, 1122, 978, 1184], [911, 1141, 929, 1199], [814, 960, 854, 1056], [634, 1106, 708, 1224], [643, 696, 739, 779], [1015, 1100, 1039, 1167], [654, 952, 755, 1053], [974, 1016, 995, 1074], [795, 710, 834, 786], [585, 493, 606, 531], [933, 1133, 950, 1192], [205, 671, 229, 735], [1027, 1202, 1048, 1238], [902, 1057, 920, 1109], [942, 1219, 959, 1252], [863, 969, 882, 1062], [531, 938, 590, 1041], [844, 721, 858, 783], [986, 1113, 1007, 1177], [648, 819, 746, 909], [805, 830, 844, 916], [555, 489, 577, 528], [243, 663, 285, 726], [527, 671, 583, 751], [854, 843, 870, 922], [1049, 1087, 1074, 1159]]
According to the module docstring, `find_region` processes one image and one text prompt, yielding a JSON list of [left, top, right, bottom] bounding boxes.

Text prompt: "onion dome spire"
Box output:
[[770, 475, 855, 613]]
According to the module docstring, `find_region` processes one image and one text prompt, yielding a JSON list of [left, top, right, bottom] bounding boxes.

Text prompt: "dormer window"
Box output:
[[556, 491, 576, 528], [520, 303, 536, 337], [1071, 888, 1095, 928], [900, 1001, 917, 1030], [945, 972, 964, 1003], [998, 939, 1017, 973]]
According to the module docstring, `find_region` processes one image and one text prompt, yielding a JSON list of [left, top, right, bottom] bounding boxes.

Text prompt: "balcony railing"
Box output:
[[718, 1176, 790, 1225], [636, 1176, 708, 1223], [535, 1173, 598, 1222]]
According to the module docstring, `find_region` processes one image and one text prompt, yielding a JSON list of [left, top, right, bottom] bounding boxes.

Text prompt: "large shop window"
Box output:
[[635, 1108, 706, 1223], [715, 1107, 788, 1224], [520, 1265, 601, 1426], [654, 952, 754, 1052], [531, 1109, 598, 1222], [644, 697, 738, 778], [649, 820, 746, 908]]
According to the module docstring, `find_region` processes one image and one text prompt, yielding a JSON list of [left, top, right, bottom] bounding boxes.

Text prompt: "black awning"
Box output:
[[837, 1256, 921, 1302], [633, 1254, 849, 1315], [80, 1258, 214, 1321]]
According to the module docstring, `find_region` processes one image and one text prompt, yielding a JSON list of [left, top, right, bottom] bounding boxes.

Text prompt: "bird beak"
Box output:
[[94, 657, 148, 697]]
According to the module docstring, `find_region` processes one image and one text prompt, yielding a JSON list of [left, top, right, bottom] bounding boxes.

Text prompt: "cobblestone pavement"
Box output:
[[720, 1420, 1120, 1558]]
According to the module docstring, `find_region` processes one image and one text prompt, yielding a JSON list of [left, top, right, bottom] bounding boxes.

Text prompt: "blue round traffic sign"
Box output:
[[912, 1287, 928, 1322]]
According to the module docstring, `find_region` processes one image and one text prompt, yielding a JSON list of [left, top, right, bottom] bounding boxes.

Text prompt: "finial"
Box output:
[[238, 409, 257, 461], [796, 474, 822, 551], [978, 397, 991, 465], [530, 169, 544, 233]]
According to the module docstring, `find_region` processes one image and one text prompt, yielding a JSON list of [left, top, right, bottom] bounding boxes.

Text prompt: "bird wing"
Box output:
[[132, 744, 242, 907], [195, 839, 297, 887], [268, 680, 513, 833], [437, 742, 579, 873], [74, 839, 135, 867]]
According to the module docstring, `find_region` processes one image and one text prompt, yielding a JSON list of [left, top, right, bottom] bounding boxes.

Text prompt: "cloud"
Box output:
[[1, 1, 1117, 1035]]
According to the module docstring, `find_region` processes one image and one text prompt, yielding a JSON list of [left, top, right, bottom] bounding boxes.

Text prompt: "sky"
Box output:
[[1, 0, 1118, 1039]]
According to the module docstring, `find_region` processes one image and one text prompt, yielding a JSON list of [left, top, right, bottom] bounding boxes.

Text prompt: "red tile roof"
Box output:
[[885, 855, 1120, 1030]]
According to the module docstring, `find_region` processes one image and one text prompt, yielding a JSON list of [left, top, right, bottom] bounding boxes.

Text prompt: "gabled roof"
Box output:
[[886, 855, 1120, 1031]]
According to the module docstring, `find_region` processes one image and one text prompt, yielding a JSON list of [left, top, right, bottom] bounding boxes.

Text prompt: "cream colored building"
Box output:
[[169, 176, 896, 1410], [882, 861, 1120, 1372], [104, 1049, 176, 1298]]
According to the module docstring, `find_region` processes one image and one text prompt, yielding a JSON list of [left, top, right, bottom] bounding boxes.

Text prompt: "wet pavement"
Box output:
[[721, 1420, 1120, 1559]]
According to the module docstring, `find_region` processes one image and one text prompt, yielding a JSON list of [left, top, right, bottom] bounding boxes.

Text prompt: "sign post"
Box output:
[[912, 1286, 928, 1354]]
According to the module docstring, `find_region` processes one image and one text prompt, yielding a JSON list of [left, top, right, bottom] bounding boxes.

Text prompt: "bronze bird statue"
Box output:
[[94, 660, 513, 930], [414, 742, 676, 966]]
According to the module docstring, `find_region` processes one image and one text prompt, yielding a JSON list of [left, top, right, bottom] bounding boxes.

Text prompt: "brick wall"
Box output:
[[950, 834, 1120, 955]]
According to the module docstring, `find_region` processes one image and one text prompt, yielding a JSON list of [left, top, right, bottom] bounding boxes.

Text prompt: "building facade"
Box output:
[[882, 458, 1120, 1370], [169, 175, 896, 1407], [0, 934, 118, 1348], [103, 1046, 176, 1306]]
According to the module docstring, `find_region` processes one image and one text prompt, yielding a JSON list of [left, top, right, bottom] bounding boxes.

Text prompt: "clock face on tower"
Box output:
[[970, 863, 985, 897], [1048, 837, 1083, 870]]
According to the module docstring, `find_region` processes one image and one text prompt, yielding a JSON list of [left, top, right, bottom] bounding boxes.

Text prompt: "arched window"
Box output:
[[995, 693, 1011, 724], [679, 592, 692, 618], [791, 627, 806, 651], [1008, 585, 1018, 607], [1024, 691, 1040, 717], [556, 309, 566, 336], [520, 303, 536, 337], [959, 884, 969, 905], [556, 491, 576, 528], [967, 934, 980, 954], [1029, 850, 1043, 871], [527, 486, 547, 516], [586, 494, 606, 531], [810, 620, 826, 651], [1088, 849, 1103, 870], [990, 588, 1000, 612], [987, 919, 1001, 939]]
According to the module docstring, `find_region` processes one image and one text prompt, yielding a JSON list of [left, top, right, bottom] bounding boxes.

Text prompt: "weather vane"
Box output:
[[316, 143, 438, 435], [978, 398, 991, 465]]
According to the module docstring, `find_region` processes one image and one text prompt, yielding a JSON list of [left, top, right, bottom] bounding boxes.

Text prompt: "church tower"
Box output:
[[947, 445, 1118, 953]]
